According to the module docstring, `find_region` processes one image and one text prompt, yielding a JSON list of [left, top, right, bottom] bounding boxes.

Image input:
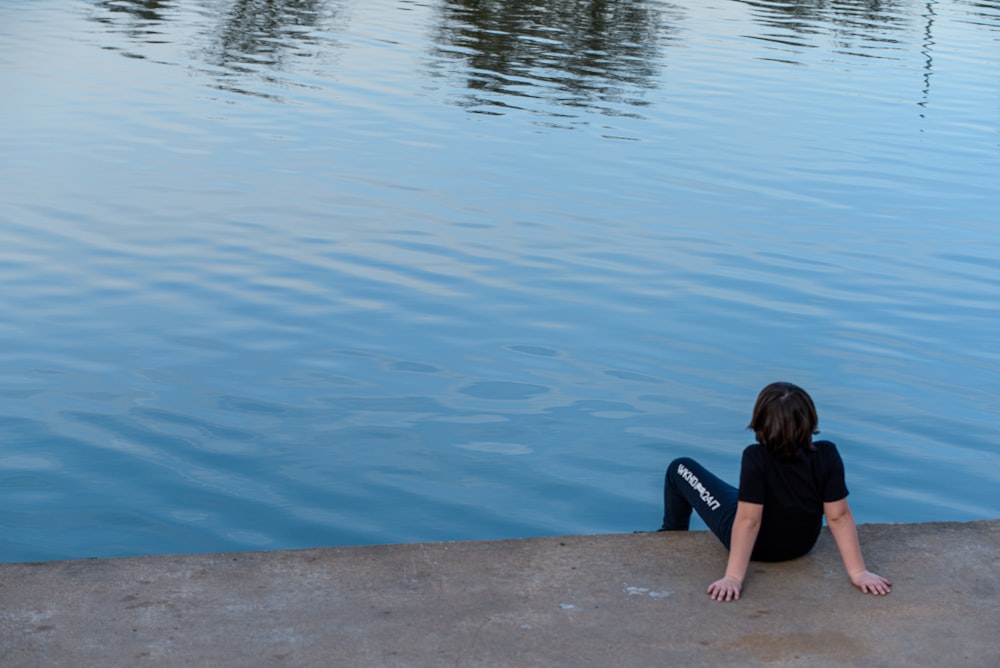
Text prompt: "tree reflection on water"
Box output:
[[87, 0, 680, 112], [198, 0, 346, 99], [88, 0, 174, 46], [91, 0, 172, 24], [205, 0, 335, 70], [428, 0, 681, 120], [83, 0, 948, 112], [733, 0, 910, 58]]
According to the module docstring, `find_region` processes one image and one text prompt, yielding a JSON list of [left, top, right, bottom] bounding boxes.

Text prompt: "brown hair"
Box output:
[[747, 382, 819, 459]]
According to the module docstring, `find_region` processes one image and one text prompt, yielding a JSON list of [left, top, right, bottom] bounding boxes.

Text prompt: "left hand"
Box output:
[[707, 576, 742, 602]]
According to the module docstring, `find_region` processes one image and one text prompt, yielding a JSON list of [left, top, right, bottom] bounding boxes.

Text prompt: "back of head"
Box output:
[[747, 382, 819, 459]]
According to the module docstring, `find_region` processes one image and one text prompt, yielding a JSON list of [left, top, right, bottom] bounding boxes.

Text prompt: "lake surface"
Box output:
[[1, 0, 998, 562]]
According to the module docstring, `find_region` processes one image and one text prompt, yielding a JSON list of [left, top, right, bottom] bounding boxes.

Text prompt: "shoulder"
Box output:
[[812, 440, 841, 458], [811, 439, 846, 469], [738, 443, 769, 489], [740, 443, 768, 470]]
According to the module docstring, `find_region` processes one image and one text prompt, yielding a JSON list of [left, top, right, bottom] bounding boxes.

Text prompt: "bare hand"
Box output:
[[851, 570, 892, 595], [707, 576, 742, 602]]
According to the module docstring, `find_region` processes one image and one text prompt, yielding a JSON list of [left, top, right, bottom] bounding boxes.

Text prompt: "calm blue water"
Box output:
[[1, 0, 998, 563]]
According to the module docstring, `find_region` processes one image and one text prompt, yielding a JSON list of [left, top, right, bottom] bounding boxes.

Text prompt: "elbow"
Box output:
[[827, 509, 848, 524], [824, 502, 853, 526], [733, 502, 764, 533]]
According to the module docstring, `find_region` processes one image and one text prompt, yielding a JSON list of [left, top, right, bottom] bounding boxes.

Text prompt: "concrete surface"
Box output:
[[1, 520, 998, 667]]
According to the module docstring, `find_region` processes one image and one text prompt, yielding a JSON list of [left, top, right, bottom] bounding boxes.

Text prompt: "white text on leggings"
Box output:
[[677, 463, 721, 511]]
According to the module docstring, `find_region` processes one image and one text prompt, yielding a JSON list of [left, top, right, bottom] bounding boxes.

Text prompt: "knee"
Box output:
[[665, 457, 697, 482], [668, 457, 697, 473]]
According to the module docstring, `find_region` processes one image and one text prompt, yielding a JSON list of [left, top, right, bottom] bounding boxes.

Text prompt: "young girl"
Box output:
[[660, 382, 891, 602]]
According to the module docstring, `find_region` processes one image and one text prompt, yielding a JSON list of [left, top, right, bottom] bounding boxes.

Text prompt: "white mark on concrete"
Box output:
[[559, 603, 576, 610], [21, 610, 54, 625], [624, 584, 671, 599]]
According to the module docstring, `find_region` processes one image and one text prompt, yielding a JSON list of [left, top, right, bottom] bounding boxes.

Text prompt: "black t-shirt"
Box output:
[[738, 439, 849, 561]]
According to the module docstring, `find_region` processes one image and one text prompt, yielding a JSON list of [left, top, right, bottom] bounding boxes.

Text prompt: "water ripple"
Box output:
[[1, 0, 997, 561]]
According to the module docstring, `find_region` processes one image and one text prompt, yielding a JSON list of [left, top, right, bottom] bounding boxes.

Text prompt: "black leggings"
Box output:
[[660, 457, 739, 548]]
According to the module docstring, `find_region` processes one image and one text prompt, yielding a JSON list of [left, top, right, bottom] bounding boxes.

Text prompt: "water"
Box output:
[[1, 0, 998, 563]]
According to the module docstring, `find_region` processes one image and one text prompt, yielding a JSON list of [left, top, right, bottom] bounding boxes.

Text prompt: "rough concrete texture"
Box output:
[[1, 520, 998, 667]]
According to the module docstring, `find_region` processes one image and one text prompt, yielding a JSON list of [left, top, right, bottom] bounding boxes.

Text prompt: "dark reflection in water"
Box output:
[[955, 0, 1000, 28], [428, 0, 680, 119], [733, 0, 911, 58], [919, 0, 936, 114], [87, 0, 348, 99], [88, 0, 173, 47], [200, 0, 347, 99], [206, 0, 335, 69], [83, 0, 990, 113], [91, 0, 172, 23]]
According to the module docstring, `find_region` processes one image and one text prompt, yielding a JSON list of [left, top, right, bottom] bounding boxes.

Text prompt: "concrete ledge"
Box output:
[[1, 520, 998, 667]]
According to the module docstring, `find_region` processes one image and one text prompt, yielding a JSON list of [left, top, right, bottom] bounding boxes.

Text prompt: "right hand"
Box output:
[[851, 570, 892, 595]]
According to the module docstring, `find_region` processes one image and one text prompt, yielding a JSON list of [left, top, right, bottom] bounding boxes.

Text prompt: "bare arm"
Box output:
[[707, 501, 762, 601], [823, 498, 892, 595]]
